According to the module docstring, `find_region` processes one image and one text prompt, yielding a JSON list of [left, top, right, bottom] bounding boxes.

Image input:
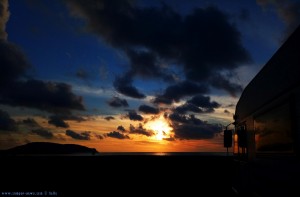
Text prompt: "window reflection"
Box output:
[[254, 103, 293, 152]]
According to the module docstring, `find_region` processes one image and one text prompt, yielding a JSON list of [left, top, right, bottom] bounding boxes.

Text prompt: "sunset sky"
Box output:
[[0, 0, 299, 152]]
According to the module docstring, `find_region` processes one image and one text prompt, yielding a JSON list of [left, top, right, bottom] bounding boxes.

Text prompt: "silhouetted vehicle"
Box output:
[[231, 25, 300, 196]]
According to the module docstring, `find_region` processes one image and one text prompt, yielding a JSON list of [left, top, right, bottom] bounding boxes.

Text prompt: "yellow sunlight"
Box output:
[[145, 116, 172, 140]]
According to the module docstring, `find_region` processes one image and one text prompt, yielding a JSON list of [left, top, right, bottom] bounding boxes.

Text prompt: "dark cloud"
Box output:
[[106, 131, 130, 139], [117, 125, 126, 132], [174, 95, 220, 114], [126, 49, 175, 82], [81, 131, 92, 139], [138, 104, 159, 114], [23, 118, 54, 138], [181, 7, 251, 83], [153, 81, 208, 104], [0, 109, 16, 131], [31, 128, 54, 139], [257, 0, 300, 38], [172, 122, 220, 139], [209, 74, 243, 97], [0, 80, 85, 114], [0, 20, 84, 114], [224, 109, 230, 114], [0, 0, 9, 40], [169, 112, 197, 124], [174, 103, 206, 114], [108, 96, 129, 108], [95, 133, 105, 139], [0, 41, 30, 87], [113, 74, 146, 99], [188, 95, 220, 108], [168, 113, 221, 139], [48, 115, 69, 128], [104, 116, 115, 121], [46, 115, 85, 125], [129, 123, 154, 137], [66, 129, 91, 140], [22, 118, 40, 127], [65, 0, 182, 58], [66, 0, 250, 97], [127, 110, 143, 121]]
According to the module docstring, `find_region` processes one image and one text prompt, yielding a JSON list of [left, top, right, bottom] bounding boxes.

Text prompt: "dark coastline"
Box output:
[[1, 154, 234, 196]]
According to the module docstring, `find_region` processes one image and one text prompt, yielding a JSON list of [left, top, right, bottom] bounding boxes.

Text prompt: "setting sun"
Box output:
[[145, 116, 173, 140]]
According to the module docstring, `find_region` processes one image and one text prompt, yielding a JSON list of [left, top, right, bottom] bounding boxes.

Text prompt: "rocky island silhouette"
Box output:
[[0, 142, 98, 155]]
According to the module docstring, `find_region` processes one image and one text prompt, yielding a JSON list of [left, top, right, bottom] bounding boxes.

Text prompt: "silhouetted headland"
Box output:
[[0, 142, 98, 155]]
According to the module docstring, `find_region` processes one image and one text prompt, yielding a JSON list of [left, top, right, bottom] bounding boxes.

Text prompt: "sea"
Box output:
[[8, 152, 233, 156], [80, 151, 233, 156]]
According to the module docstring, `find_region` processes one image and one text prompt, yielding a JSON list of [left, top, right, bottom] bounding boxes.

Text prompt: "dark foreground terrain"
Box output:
[[2, 145, 299, 197], [1, 155, 235, 196]]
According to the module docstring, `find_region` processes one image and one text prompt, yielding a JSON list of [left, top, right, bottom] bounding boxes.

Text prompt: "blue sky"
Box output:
[[0, 0, 299, 152]]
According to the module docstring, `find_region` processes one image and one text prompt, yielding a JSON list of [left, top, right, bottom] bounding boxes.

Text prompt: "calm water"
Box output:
[[11, 152, 233, 156], [97, 152, 233, 156]]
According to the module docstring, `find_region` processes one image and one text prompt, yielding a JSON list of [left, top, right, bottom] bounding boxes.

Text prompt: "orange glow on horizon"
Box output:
[[3, 115, 229, 153]]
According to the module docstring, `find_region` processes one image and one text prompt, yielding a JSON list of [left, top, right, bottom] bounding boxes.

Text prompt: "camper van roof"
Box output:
[[235, 25, 300, 121]]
